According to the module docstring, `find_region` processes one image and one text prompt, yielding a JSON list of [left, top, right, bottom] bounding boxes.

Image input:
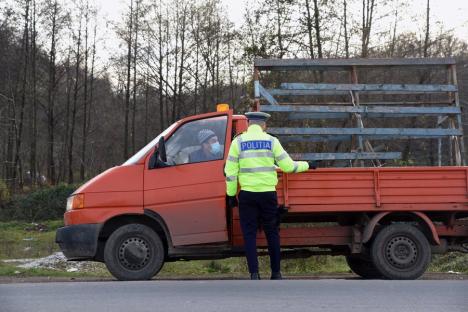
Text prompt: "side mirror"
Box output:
[[158, 136, 167, 163], [149, 137, 168, 169]]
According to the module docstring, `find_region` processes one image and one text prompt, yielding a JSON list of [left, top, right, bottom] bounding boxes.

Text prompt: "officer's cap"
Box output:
[[245, 112, 271, 121]]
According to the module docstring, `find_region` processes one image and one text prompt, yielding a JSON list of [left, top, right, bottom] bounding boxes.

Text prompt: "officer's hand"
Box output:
[[227, 196, 238, 208], [307, 160, 319, 170]]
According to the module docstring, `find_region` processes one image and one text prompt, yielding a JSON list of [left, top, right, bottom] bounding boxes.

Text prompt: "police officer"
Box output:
[[224, 112, 314, 280]]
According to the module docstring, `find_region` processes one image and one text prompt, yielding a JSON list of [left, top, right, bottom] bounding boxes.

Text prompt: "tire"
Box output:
[[346, 255, 382, 279], [104, 224, 165, 281], [371, 224, 431, 280]]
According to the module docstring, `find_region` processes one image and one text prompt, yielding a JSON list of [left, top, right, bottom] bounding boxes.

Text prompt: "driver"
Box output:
[[189, 129, 222, 162]]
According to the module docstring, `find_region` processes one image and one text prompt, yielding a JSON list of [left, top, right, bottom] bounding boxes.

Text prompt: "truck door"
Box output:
[[144, 111, 232, 246]]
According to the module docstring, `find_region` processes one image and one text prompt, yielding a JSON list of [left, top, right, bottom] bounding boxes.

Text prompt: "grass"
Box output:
[[160, 255, 350, 278], [0, 220, 63, 260], [430, 253, 468, 273], [0, 220, 466, 278]]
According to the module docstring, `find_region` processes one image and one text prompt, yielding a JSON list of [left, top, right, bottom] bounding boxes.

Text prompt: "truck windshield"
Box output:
[[122, 122, 178, 165]]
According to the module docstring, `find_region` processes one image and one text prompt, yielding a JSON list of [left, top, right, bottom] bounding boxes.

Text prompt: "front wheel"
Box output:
[[104, 224, 165, 281], [371, 224, 431, 280]]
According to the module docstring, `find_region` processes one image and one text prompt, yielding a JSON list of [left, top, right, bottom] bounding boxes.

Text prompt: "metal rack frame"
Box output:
[[253, 58, 465, 166]]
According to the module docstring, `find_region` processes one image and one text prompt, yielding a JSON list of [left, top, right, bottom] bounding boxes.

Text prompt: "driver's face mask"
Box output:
[[210, 141, 221, 155]]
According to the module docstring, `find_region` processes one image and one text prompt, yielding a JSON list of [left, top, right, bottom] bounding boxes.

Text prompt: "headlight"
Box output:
[[66, 194, 84, 211], [66, 197, 73, 211]]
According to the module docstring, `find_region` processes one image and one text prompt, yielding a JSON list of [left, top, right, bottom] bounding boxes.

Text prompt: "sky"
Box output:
[[94, 0, 468, 39], [68, 0, 468, 70]]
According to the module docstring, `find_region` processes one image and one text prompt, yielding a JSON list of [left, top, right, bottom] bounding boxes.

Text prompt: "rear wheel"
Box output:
[[371, 224, 431, 280], [346, 254, 382, 279], [104, 224, 165, 281]]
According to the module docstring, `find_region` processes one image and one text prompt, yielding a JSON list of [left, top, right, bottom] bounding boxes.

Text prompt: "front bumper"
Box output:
[[56, 224, 102, 260]]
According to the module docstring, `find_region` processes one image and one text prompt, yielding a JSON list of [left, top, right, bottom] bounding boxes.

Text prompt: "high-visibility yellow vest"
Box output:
[[224, 124, 309, 196]]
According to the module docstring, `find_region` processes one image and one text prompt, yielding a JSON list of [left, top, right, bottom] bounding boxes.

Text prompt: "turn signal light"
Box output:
[[66, 194, 85, 211], [216, 103, 230, 112]]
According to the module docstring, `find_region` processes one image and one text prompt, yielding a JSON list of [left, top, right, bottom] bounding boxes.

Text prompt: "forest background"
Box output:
[[1, 0, 468, 201]]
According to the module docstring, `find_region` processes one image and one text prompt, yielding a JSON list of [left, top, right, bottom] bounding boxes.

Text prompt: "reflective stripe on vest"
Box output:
[[239, 166, 276, 173], [292, 162, 298, 173], [227, 155, 238, 162], [276, 152, 288, 161], [226, 175, 237, 181], [239, 151, 274, 159]]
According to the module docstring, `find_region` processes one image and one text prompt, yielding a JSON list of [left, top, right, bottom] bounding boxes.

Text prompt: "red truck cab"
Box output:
[[57, 109, 249, 279], [56, 107, 468, 281]]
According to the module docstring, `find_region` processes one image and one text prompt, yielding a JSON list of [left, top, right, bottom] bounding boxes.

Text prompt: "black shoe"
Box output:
[[250, 273, 261, 280], [271, 272, 282, 280]]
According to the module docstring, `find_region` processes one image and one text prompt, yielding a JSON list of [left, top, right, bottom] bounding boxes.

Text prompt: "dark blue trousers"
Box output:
[[238, 190, 280, 274]]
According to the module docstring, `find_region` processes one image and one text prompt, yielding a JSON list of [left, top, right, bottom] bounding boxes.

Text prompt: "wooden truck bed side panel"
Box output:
[[277, 167, 468, 212], [231, 166, 468, 247]]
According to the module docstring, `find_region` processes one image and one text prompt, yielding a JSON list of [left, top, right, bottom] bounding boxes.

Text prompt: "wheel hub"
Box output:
[[385, 236, 418, 269], [118, 237, 150, 270]]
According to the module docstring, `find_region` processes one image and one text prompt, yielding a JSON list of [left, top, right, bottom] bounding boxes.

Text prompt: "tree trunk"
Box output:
[[69, 12, 82, 184], [164, 13, 170, 125], [343, 0, 349, 58], [313, 0, 323, 58], [158, 2, 164, 132], [144, 65, 149, 143], [423, 0, 430, 57], [13, 0, 31, 189], [131, 0, 140, 154], [80, 2, 89, 181], [47, 0, 58, 185], [172, 3, 179, 123], [59, 44, 72, 184], [177, 5, 186, 120], [88, 21, 97, 167], [390, 9, 398, 57], [193, 11, 200, 114], [227, 30, 234, 109], [29, 0, 37, 185], [275, 0, 284, 58], [124, 0, 134, 160], [361, 0, 375, 58], [305, 0, 315, 59]]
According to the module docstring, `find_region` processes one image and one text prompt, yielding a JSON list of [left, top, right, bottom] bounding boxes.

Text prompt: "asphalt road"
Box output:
[[1, 279, 467, 312]]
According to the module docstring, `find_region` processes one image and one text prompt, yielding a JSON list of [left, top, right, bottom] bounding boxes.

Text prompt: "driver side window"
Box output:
[[165, 116, 227, 165]]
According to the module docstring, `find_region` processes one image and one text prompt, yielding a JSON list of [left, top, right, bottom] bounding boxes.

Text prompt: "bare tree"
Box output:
[[123, 0, 134, 160], [13, 0, 31, 189], [131, 0, 140, 154], [304, 0, 315, 58], [176, 3, 187, 119], [80, 1, 90, 181], [88, 17, 97, 167], [44, 0, 59, 185], [29, 0, 37, 185], [157, 1, 165, 131], [389, 8, 398, 57], [423, 0, 430, 57], [312, 0, 323, 58], [69, 7, 83, 184], [361, 0, 376, 58], [343, 0, 349, 58]]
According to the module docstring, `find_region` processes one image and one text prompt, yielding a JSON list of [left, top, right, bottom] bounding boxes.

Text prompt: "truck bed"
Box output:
[[277, 166, 468, 213], [231, 166, 468, 247]]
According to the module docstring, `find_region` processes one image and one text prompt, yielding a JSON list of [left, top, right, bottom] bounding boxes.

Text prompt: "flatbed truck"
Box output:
[[56, 107, 468, 280]]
